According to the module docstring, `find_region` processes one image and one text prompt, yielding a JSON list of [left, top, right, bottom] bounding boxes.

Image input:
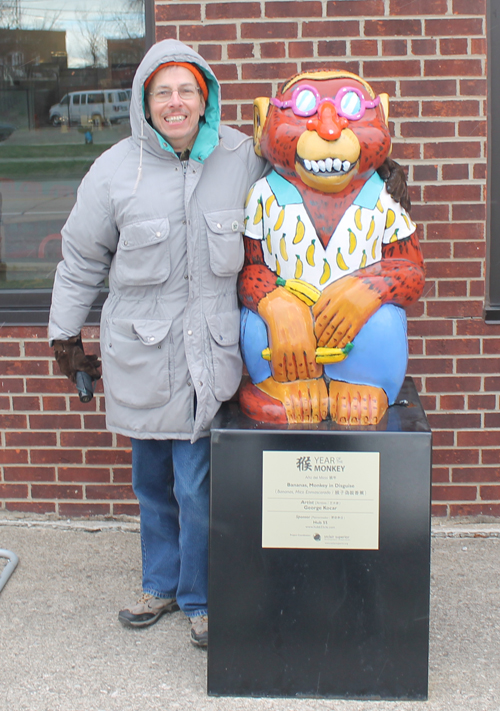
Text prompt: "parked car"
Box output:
[[0, 124, 15, 141], [49, 89, 131, 127]]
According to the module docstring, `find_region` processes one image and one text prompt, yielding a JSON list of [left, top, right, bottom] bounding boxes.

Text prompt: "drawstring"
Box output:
[[133, 117, 147, 193]]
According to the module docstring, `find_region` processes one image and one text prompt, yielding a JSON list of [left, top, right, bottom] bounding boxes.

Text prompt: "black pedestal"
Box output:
[[208, 377, 432, 700]]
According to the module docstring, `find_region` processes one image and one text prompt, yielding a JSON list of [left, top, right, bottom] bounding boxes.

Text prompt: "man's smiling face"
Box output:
[[145, 65, 206, 153]]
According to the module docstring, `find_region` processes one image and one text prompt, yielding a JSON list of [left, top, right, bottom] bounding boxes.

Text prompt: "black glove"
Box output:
[[377, 157, 411, 214], [53, 334, 101, 384]]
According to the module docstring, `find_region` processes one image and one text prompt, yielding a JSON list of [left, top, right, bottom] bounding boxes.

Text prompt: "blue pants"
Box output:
[[240, 303, 408, 404], [131, 437, 210, 618]]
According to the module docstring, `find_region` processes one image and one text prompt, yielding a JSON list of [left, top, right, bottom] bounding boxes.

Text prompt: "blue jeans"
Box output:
[[131, 437, 210, 618]]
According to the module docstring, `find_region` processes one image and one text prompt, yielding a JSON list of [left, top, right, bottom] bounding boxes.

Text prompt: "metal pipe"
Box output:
[[0, 549, 19, 593]]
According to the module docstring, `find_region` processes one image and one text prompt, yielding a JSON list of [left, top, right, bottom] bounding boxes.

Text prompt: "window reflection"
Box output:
[[0, 0, 145, 289]]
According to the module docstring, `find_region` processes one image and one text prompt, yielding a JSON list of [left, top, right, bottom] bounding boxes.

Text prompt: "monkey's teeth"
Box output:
[[325, 158, 333, 171], [304, 159, 312, 170], [333, 158, 342, 171], [311, 160, 320, 173], [318, 159, 326, 172], [300, 157, 353, 175]]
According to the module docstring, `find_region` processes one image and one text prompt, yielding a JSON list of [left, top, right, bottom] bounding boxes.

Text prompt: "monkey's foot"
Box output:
[[329, 381, 388, 426], [240, 377, 328, 424]]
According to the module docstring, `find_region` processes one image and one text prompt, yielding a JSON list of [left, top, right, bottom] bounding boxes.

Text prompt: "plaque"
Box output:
[[262, 450, 380, 550]]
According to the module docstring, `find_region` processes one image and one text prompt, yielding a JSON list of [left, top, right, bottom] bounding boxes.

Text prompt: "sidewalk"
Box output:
[[1, 518, 499, 711]]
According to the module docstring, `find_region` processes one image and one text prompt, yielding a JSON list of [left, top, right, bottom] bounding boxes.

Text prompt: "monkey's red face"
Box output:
[[258, 71, 391, 194]]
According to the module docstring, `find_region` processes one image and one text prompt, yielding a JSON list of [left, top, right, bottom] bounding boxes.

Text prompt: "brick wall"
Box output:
[[0, 0, 495, 519]]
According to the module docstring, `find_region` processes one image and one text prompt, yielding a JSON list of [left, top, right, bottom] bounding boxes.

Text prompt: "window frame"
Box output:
[[485, 0, 500, 322], [0, 0, 155, 325]]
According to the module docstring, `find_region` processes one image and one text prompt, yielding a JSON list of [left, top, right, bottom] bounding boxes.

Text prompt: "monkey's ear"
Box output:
[[253, 98, 270, 157], [379, 93, 389, 125]]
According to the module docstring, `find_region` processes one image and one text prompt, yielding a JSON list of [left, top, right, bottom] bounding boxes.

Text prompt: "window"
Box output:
[[0, 0, 154, 324], [485, 0, 500, 322]]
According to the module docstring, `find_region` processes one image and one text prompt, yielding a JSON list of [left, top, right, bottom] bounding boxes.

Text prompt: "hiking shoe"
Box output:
[[190, 614, 208, 647], [118, 593, 179, 628]]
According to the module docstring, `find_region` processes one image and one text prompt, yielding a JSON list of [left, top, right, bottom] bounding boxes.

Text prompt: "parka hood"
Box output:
[[130, 40, 221, 163]]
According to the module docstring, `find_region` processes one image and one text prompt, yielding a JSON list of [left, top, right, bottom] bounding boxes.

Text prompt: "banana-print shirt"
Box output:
[[244, 170, 415, 290]]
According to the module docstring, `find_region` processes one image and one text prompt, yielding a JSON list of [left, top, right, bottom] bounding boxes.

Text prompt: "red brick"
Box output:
[[460, 79, 487, 96], [85, 450, 132, 465], [391, 143, 421, 160], [424, 185, 481, 202], [390, 0, 447, 12], [364, 19, 422, 36], [32, 484, 82, 499], [302, 20, 359, 38], [431, 504, 448, 517], [418, 395, 437, 411], [58, 467, 110, 483], [483, 451, 500, 465], [389, 100, 419, 118], [382, 40, 408, 56], [206, 2, 260, 19], [407, 358, 453, 375], [427, 338, 479, 356], [427, 223, 484, 241], [483, 339, 500, 355], [468, 395, 496, 410], [425, 263, 481, 281], [436, 281, 467, 298], [0, 326, 46, 338], [198, 44, 222, 62], [266, 1, 322, 18], [408, 319, 454, 337], [180, 24, 237, 42], [210, 63, 238, 81], [59, 503, 110, 517], [450, 504, 500, 517], [0, 360, 48, 376], [453, 468, 500, 483], [24, 341, 52, 357], [402, 122, 456, 139], [6, 432, 57, 447], [26, 377, 72, 394], [6, 502, 56, 514], [317, 41, 347, 57], [458, 321, 500, 337], [155, 3, 200, 21], [473, 163, 487, 180], [457, 357, 500, 375], [408, 338, 423, 355], [227, 43, 254, 59], [427, 413, 482, 430], [425, 59, 483, 77], [471, 38, 487, 55], [440, 395, 465, 409], [86, 485, 135, 500], [427, 376, 481, 393], [458, 120, 486, 137], [242, 62, 297, 80], [426, 300, 483, 319], [421, 243, 452, 260], [82, 414, 107, 430], [425, 19, 484, 37], [458, 431, 500, 447], [0, 395, 9, 408], [327, 0, 384, 15], [439, 38, 469, 55], [112, 467, 132, 483], [289, 41, 314, 58], [432, 468, 450, 483], [113, 503, 140, 516], [422, 100, 480, 118], [485, 413, 500, 428], [432, 431, 455, 447], [305, 59, 360, 74], [242, 22, 298, 39], [60, 431, 113, 447], [469, 280, 484, 297], [424, 142, 481, 160], [453, 244, 485, 261], [0, 484, 28, 498], [29, 414, 81, 429], [0, 342, 20, 356], [31, 449, 83, 465], [222, 82, 273, 101], [12, 396, 40, 411], [441, 164, 469, 180], [432, 485, 477, 501], [363, 60, 421, 78], [413, 165, 438, 181], [221, 105, 237, 122], [400, 79, 457, 97], [351, 40, 378, 56], [260, 42, 286, 59], [0, 449, 28, 464], [452, 0, 486, 12], [42, 396, 68, 411], [4, 466, 55, 482], [0, 414, 27, 428], [411, 39, 436, 55], [452, 203, 485, 221]]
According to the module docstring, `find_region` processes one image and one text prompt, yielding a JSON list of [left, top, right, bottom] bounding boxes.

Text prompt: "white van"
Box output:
[[49, 89, 131, 127]]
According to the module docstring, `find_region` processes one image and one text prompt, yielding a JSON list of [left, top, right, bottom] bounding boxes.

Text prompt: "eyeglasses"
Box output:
[[148, 85, 201, 103], [270, 84, 380, 121]]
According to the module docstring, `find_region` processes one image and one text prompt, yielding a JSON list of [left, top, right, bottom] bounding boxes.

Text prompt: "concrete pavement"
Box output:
[[0, 517, 499, 711]]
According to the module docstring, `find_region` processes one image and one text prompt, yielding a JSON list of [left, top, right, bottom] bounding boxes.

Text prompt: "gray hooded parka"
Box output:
[[48, 40, 266, 441]]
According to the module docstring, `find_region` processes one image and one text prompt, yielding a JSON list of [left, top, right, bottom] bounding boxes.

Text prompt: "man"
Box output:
[[49, 40, 408, 648]]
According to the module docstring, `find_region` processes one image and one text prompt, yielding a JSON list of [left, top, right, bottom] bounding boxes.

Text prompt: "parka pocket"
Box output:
[[204, 209, 245, 277], [102, 318, 173, 409], [205, 310, 243, 401], [115, 218, 170, 286]]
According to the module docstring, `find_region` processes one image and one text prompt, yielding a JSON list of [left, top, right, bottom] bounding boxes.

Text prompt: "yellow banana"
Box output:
[[265, 228, 272, 254], [354, 207, 362, 231], [279, 234, 289, 261], [366, 216, 375, 241], [274, 207, 285, 231], [371, 237, 379, 260], [276, 276, 321, 306], [319, 258, 331, 286], [294, 254, 303, 279], [402, 212, 411, 230], [359, 249, 367, 268], [336, 247, 349, 271], [390, 228, 399, 243], [262, 342, 353, 363], [292, 215, 306, 244], [253, 197, 263, 225], [265, 193, 275, 217], [385, 209, 396, 229], [348, 228, 357, 255], [306, 239, 316, 267], [244, 185, 254, 209], [376, 198, 383, 213], [275, 254, 281, 276]]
